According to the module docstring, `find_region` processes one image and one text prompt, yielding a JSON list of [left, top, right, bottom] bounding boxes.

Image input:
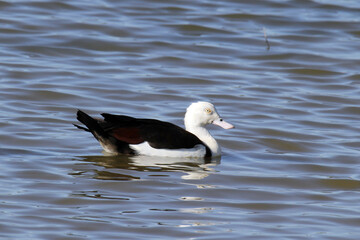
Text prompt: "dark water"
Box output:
[[1, 0, 360, 239]]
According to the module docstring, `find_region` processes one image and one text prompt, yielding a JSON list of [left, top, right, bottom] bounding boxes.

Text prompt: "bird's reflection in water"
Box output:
[[72, 154, 221, 181]]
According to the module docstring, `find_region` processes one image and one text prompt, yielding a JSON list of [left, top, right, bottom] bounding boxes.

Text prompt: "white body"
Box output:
[[130, 142, 207, 158]]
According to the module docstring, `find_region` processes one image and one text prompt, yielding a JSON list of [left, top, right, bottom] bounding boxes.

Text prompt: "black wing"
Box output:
[[101, 113, 209, 150]]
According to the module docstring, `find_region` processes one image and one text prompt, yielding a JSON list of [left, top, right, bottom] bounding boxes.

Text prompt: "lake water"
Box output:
[[1, 0, 360, 239]]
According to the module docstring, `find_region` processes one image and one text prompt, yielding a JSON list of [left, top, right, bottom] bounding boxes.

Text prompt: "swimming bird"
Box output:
[[74, 101, 234, 158]]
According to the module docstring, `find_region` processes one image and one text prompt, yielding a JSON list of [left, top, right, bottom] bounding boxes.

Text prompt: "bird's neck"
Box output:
[[185, 123, 221, 157]]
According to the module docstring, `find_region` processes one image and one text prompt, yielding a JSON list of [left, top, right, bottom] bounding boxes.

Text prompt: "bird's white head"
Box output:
[[184, 101, 234, 130]]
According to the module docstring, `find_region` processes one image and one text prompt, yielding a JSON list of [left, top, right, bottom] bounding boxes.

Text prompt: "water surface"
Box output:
[[1, 0, 360, 239]]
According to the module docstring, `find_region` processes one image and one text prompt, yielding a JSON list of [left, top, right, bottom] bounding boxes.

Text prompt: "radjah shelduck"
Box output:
[[74, 101, 234, 158]]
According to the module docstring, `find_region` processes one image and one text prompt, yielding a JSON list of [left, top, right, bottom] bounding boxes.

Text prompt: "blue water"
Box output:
[[1, 0, 360, 239]]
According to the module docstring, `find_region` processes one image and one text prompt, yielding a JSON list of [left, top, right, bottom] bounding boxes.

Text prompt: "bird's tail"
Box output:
[[74, 110, 134, 154], [74, 110, 107, 140]]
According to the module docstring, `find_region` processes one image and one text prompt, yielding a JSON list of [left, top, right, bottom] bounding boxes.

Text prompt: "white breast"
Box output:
[[129, 142, 207, 158]]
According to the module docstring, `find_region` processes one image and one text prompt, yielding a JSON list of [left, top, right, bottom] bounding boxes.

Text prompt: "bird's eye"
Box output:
[[219, 118, 223, 122], [205, 108, 212, 114]]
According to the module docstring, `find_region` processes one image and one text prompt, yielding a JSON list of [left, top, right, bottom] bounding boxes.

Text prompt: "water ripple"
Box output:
[[1, 0, 360, 239]]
